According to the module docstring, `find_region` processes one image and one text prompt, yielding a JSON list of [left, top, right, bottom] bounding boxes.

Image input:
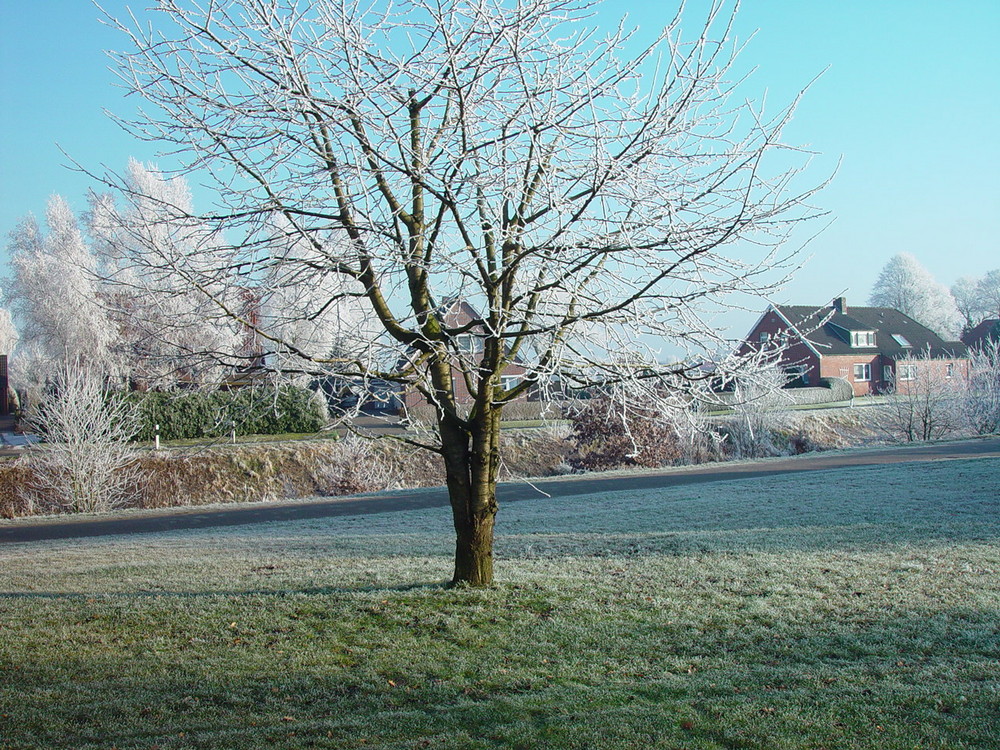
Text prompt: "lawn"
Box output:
[[1, 457, 999, 749]]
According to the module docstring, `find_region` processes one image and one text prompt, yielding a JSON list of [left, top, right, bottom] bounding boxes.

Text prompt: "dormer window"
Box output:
[[851, 331, 876, 347]]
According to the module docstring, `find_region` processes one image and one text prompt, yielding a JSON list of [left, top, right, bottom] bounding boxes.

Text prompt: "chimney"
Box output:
[[832, 297, 847, 314]]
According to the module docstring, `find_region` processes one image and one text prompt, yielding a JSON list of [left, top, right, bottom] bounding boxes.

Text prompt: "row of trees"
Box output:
[[2, 160, 373, 403], [868, 253, 999, 340]]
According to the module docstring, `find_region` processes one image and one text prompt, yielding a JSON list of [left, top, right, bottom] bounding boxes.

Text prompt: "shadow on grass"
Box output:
[[2, 605, 998, 750]]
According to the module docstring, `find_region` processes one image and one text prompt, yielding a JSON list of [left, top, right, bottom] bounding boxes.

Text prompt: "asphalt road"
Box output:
[[2, 437, 998, 544]]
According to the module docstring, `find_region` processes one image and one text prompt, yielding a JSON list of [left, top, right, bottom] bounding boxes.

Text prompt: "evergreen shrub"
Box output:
[[130, 386, 325, 441]]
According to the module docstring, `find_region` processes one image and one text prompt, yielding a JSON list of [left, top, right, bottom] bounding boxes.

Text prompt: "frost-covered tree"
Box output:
[[869, 253, 962, 339], [869, 349, 967, 443], [952, 276, 987, 332], [724, 364, 792, 458], [964, 338, 1000, 435], [0, 295, 18, 355], [88, 160, 242, 388], [5, 197, 118, 377], [256, 217, 377, 385], [976, 269, 1000, 321], [23, 359, 140, 513], [102, 0, 823, 585]]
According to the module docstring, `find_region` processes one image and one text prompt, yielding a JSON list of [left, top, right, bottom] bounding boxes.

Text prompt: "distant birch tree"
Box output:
[[88, 159, 243, 388], [952, 271, 1000, 332], [0, 295, 17, 356], [4, 197, 120, 393], [102, 0, 823, 585], [256, 216, 377, 385]]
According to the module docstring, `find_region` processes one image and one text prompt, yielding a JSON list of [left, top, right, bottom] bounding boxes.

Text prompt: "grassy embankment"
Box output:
[[2, 457, 999, 749]]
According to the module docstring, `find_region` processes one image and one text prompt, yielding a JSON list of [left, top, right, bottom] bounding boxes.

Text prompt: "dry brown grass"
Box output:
[[0, 428, 576, 519]]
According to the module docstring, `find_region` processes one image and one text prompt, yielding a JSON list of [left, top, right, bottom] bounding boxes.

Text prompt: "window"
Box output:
[[759, 332, 770, 343], [946, 363, 954, 378], [898, 364, 917, 381], [851, 331, 876, 347], [853, 363, 871, 381], [501, 375, 521, 392], [883, 365, 893, 382]]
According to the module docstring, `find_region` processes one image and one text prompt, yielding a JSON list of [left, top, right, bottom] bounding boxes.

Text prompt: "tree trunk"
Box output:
[[440, 407, 501, 586]]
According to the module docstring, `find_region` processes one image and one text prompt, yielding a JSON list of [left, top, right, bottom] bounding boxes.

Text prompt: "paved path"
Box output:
[[2, 438, 999, 544]]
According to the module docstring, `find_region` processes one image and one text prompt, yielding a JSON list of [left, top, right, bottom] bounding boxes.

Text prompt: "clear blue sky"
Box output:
[[1, 0, 998, 331]]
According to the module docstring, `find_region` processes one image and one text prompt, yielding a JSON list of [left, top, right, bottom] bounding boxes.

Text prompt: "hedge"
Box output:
[[0, 428, 579, 518], [129, 386, 326, 442]]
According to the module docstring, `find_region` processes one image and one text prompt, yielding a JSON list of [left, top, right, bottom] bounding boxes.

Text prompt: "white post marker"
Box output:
[[154, 424, 160, 451]]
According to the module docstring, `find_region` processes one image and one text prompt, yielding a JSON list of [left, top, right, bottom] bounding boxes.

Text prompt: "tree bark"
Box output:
[[440, 406, 501, 586]]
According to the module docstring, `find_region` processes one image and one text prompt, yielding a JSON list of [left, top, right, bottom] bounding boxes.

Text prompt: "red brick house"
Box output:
[[740, 297, 968, 396], [400, 298, 529, 414]]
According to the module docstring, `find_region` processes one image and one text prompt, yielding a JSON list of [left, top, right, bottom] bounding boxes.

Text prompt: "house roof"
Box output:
[[437, 296, 483, 332], [962, 319, 1000, 350], [392, 296, 528, 368], [774, 303, 967, 359]]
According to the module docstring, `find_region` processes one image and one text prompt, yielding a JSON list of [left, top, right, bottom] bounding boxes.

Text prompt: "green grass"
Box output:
[[2, 457, 999, 749]]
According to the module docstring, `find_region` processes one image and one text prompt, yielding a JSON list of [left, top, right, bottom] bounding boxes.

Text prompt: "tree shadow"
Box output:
[[2, 606, 997, 749]]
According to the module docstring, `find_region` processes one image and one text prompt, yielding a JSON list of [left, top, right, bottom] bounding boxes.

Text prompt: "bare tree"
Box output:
[[868, 350, 967, 443], [964, 338, 1000, 435], [951, 276, 987, 333], [869, 253, 963, 340], [723, 364, 792, 458], [23, 360, 140, 513], [976, 270, 1000, 321], [100, 0, 822, 585]]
